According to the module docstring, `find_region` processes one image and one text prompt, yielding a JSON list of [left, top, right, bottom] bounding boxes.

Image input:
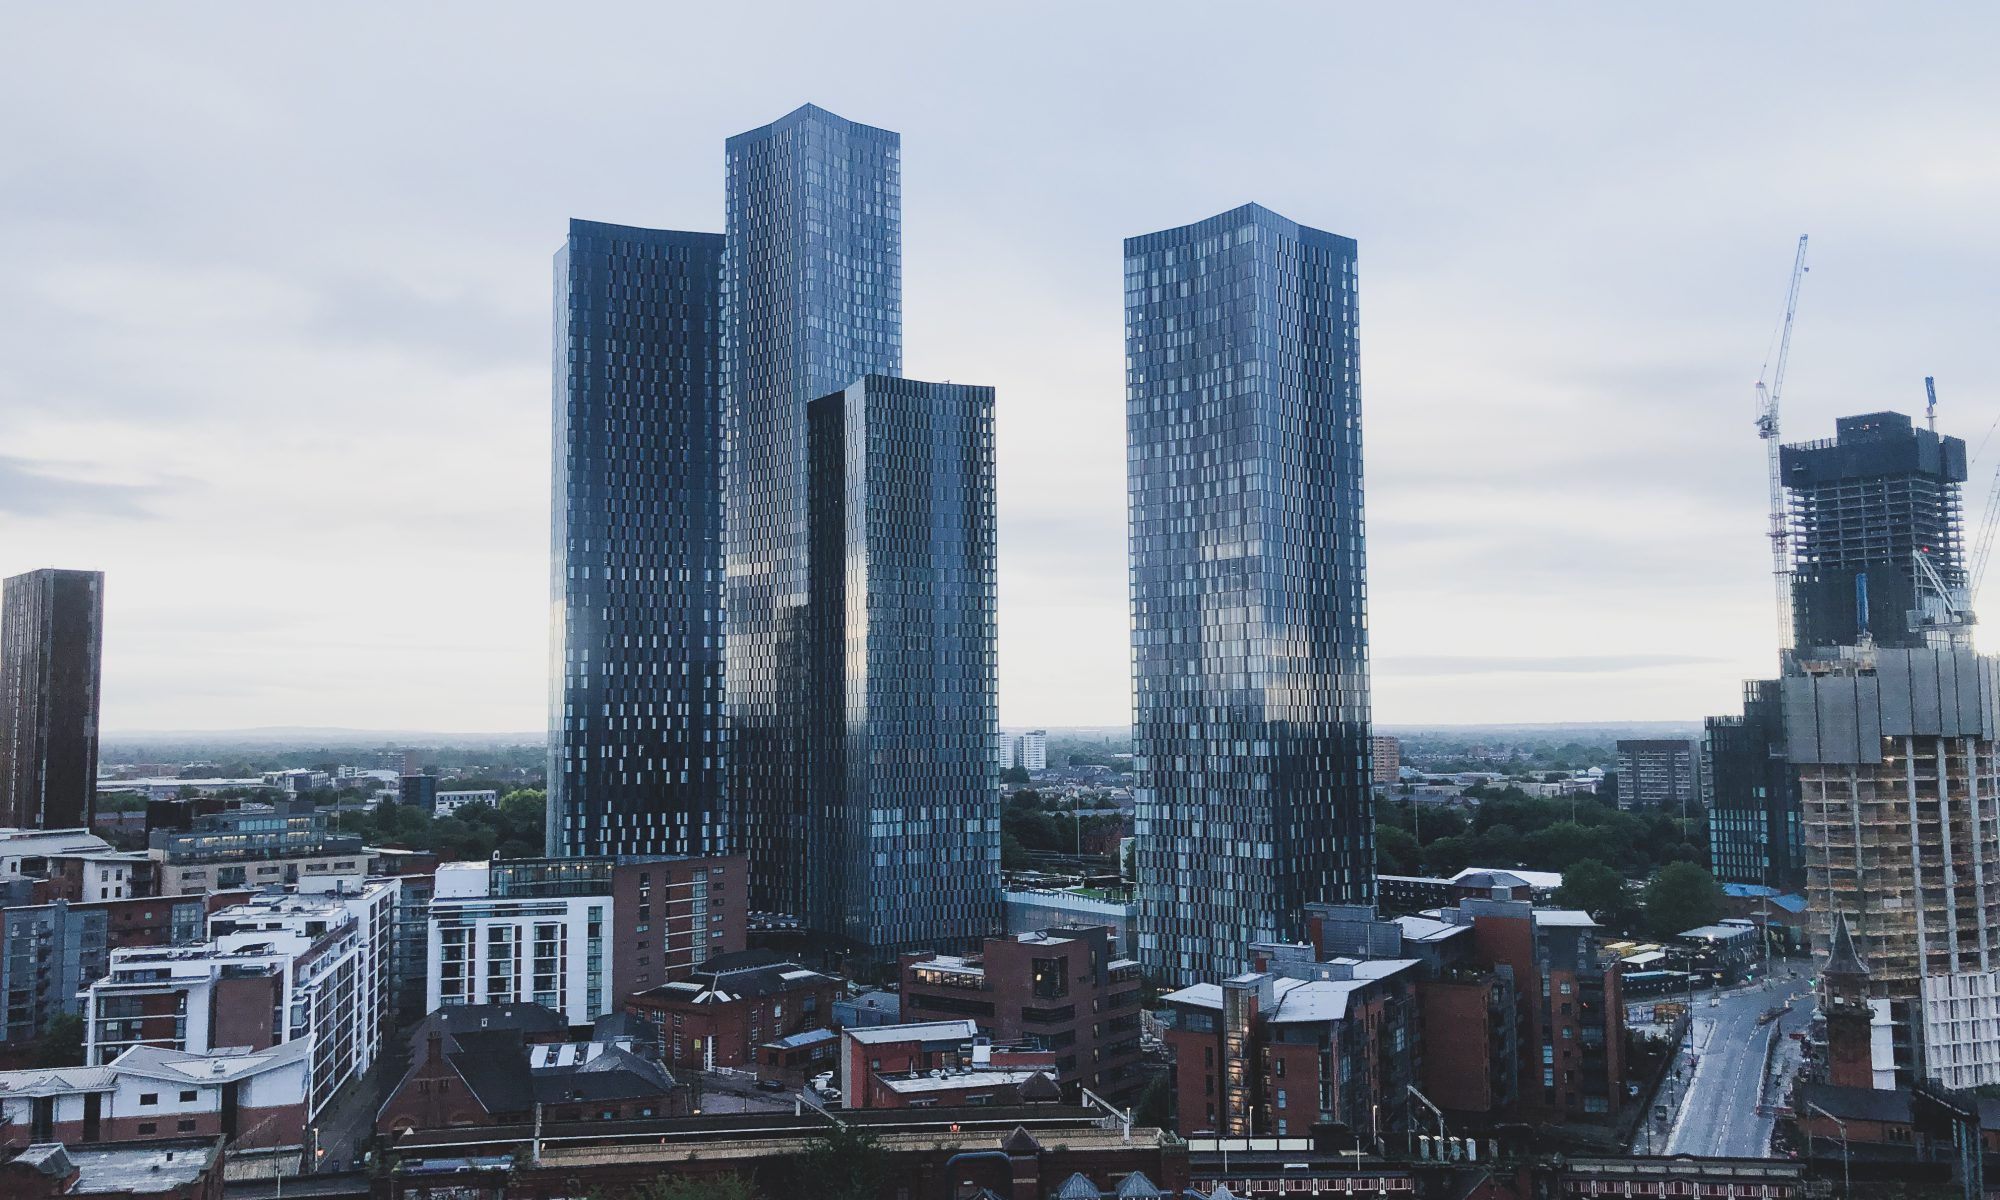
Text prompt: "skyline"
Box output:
[[6, 6, 2000, 732]]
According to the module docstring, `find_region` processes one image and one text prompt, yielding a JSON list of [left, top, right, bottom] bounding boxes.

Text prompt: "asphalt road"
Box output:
[[1654, 976, 1813, 1158]]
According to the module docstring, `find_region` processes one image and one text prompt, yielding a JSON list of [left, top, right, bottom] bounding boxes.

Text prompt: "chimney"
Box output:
[[426, 1030, 444, 1065]]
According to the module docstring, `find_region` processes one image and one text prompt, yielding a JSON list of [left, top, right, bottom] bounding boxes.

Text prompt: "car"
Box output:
[[755, 1078, 786, 1093], [811, 1071, 834, 1089]]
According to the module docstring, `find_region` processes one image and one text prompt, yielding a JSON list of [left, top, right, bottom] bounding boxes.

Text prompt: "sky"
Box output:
[[3, 3, 1998, 733]]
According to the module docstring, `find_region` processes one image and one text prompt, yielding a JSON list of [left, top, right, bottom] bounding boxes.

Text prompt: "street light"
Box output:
[[1804, 1102, 1850, 1200]]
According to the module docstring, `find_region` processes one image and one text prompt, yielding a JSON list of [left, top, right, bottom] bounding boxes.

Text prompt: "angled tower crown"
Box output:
[[1824, 911, 1870, 978]]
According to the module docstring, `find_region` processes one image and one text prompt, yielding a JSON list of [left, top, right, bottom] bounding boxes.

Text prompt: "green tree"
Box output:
[[1642, 862, 1722, 937], [32, 1013, 85, 1068], [594, 1174, 758, 1200], [1001, 765, 1031, 786], [770, 1126, 888, 1200], [1376, 824, 1421, 876], [1554, 858, 1631, 926]]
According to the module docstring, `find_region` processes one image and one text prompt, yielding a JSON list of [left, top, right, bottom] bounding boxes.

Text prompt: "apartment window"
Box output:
[[177, 1119, 196, 1132], [140, 1093, 158, 1105], [137, 1122, 157, 1134], [179, 1090, 196, 1101], [1276, 1089, 1288, 1109]]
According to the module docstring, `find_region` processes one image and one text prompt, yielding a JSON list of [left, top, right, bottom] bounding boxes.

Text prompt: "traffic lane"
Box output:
[[1665, 979, 1812, 1158]]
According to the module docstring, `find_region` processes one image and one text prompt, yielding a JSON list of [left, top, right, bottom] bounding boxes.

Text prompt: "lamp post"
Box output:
[[1805, 1102, 1850, 1200]]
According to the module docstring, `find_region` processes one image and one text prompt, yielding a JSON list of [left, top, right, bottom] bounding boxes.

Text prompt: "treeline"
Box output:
[[331, 789, 546, 860], [1000, 790, 1125, 870], [1377, 785, 1706, 880]]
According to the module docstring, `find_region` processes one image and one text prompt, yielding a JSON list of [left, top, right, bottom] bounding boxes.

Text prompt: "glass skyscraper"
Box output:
[[547, 220, 726, 858], [1125, 203, 1374, 985], [807, 375, 1001, 953], [723, 104, 903, 914], [1, 568, 103, 831]]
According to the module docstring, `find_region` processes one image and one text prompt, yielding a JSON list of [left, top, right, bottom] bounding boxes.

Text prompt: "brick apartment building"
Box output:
[[900, 925, 1145, 1097], [1162, 949, 1423, 1137], [623, 949, 840, 1070]]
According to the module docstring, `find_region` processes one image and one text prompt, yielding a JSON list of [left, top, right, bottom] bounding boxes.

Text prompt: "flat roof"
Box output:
[[844, 1019, 978, 1045], [46, 1138, 220, 1193], [877, 1068, 1048, 1094]]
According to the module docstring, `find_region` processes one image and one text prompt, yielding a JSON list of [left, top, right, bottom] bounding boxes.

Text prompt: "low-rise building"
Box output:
[[623, 949, 840, 1071], [432, 790, 498, 817], [0, 829, 114, 878], [376, 1004, 686, 1135], [0, 1041, 310, 1151], [0, 1137, 227, 1200], [147, 802, 368, 896], [838, 1019, 1060, 1110], [900, 925, 1144, 1097]]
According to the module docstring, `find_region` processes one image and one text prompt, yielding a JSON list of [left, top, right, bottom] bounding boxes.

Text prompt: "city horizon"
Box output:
[[8, 8, 1995, 732]]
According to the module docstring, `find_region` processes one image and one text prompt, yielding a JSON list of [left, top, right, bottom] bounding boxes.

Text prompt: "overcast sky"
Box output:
[[3, 4, 1997, 733]]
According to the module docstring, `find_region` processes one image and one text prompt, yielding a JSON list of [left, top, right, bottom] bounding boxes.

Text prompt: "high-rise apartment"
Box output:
[[1019, 730, 1048, 771], [1781, 410, 1969, 653], [1126, 204, 1373, 985], [1613, 738, 1700, 814], [724, 104, 902, 915], [547, 220, 726, 858], [806, 376, 1000, 952], [0, 568, 104, 831]]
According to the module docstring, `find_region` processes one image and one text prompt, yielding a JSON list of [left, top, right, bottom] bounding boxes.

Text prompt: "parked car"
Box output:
[[756, 1078, 786, 1093]]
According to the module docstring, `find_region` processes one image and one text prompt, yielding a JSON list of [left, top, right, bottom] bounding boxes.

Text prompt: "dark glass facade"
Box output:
[[1704, 678, 1804, 890], [548, 220, 726, 858], [1780, 410, 1968, 651], [723, 105, 902, 913], [807, 376, 1001, 953], [1125, 204, 1373, 984], [0, 568, 103, 831]]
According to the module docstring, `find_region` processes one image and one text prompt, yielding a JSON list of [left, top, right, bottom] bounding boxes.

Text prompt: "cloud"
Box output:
[[0, 456, 176, 520]]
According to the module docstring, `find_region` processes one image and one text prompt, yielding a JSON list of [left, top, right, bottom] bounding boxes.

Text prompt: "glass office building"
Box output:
[[1125, 203, 1374, 984], [1704, 678, 1804, 890], [548, 220, 726, 858], [807, 375, 1002, 953], [723, 105, 903, 913]]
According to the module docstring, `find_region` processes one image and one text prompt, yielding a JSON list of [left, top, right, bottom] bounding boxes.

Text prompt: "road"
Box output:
[[1652, 976, 1812, 1158]]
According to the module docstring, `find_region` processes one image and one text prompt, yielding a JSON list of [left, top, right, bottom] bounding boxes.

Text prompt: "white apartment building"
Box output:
[[80, 880, 397, 1120], [0, 827, 112, 876], [1019, 730, 1048, 771], [433, 789, 500, 817], [426, 861, 611, 1025]]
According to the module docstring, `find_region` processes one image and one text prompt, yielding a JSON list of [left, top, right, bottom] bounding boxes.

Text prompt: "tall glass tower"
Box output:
[[0, 568, 103, 831], [807, 375, 1002, 953], [1125, 203, 1374, 984], [548, 220, 726, 858], [723, 105, 903, 914]]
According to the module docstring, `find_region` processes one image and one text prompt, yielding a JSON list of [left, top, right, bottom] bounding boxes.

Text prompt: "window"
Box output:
[[137, 1122, 157, 1134], [1276, 1089, 1288, 1109], [177, 1119, 196, 1132], [140, 1093, 158, 1105], [179, 1090, 196, 1102]]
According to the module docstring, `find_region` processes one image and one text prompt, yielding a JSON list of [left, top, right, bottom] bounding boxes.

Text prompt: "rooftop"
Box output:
[[844, 1019, 979, 1045], [875, 1067, 1055, 1095], [22, 1138, 221, 1194]]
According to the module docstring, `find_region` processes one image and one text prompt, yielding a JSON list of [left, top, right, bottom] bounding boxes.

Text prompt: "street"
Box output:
[[1647, 975, 1812, 1158]]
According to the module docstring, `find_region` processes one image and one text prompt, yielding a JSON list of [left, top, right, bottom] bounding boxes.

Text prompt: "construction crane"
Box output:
[[1756, 235, 1809, 661]]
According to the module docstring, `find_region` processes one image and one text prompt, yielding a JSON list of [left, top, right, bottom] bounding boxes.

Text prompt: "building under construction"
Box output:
[[1781, 410, 1969, 653], [1788, 643, 2000, 1087]]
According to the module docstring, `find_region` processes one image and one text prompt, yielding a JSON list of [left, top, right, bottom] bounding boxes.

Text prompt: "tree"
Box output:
[[595, 1175, 757, 1200], [32, 1013, 85, 1068], [768, 1125, 888, 1200], [1376, 824, 1421, 876], [1554, 858, 1631, 927], [1001, 765, 1031, 786], [1643, 862, 1722, 938]]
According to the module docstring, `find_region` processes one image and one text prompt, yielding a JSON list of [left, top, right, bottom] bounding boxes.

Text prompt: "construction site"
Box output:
[[1731, 236, 2000, 1088]]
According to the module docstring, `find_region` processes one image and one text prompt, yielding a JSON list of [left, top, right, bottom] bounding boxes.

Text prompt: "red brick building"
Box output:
[[623, 949, 840, 1071], [1162, 953, 1423, 1137], [838, 1019, 1061, 1109], [376, 1004, 687, 1135], [900, 925, 1145, 1097]]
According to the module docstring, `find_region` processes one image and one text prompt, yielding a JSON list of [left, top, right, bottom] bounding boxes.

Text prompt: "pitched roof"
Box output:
[[1002, 1125, 1042, 1156], [1824, 912, 1870, 977]]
